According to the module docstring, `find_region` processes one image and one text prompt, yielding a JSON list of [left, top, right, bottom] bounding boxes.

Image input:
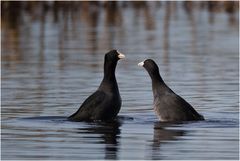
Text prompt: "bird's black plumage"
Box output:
[[68, 50, 125, 122], [139, 59, 204, 122]]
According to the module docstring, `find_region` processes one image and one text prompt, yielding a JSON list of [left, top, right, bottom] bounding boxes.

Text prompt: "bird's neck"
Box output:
[[149, 69, 164, 84], [99, 61, 118, 91], [150, 71, 165, 97], [103, 61, 117, 81]]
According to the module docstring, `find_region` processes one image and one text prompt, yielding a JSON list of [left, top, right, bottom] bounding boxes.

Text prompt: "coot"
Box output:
[[68, 50, 125, 122], [138, 59, 204, 122]]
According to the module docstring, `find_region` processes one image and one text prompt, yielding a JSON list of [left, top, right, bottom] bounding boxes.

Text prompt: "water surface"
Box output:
[[1, 2, 239, 160]]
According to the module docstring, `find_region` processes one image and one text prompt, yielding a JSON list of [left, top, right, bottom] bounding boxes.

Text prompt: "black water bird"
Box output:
[[68, 50, 125, 122], [138, 59, 204, 122]]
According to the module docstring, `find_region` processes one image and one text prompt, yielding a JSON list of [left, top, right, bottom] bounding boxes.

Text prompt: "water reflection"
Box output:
[[77, 120, 121, 160], [184, 1, 197, 54], [208, 1, 216, 24], [163, 2, 171, 68], [105, 2, 122, 27], [1, 1, 239, 68], [150, 122, 185, 160], [224, 1, 238, 28]]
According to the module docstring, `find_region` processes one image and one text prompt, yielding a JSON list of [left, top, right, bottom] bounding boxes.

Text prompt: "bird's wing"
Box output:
[[69, 90, 106, 119], [80, 90, 106, 110], [156, 93, 201, 120], [173, 94, 202, 119]]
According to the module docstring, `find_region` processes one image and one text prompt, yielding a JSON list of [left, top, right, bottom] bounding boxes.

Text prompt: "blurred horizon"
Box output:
[[2, 1, 239, 60]]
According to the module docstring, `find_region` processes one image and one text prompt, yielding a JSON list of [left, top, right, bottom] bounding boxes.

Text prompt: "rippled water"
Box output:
[[1, 2, 239, 160]]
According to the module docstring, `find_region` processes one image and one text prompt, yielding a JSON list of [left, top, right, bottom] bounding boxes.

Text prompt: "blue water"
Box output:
[[1, 2, 239, 160]]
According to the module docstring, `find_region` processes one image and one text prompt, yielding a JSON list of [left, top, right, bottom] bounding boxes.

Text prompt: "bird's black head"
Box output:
[[103, 50, 125, 80], [138, 59, 163, 82], [138, 59, 159, 72], [105, 50, 125, 62]]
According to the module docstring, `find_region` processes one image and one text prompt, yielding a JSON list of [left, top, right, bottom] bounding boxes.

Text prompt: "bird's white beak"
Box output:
[[117, 50, 125, 59], [138, 61, 144, 67]]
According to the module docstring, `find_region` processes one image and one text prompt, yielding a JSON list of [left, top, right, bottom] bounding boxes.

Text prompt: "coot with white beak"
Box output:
[[138, 59, 204, 122], [68, 50, 125, 122]]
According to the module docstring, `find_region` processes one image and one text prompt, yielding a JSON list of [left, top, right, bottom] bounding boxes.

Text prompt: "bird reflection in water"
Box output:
[[151, 122, 185, 160], [77, 120, 121, 160]]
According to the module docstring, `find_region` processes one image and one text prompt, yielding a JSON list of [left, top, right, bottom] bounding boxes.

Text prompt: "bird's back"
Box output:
[[154, 90, 204, 122], [68, 90, 121, 121]]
